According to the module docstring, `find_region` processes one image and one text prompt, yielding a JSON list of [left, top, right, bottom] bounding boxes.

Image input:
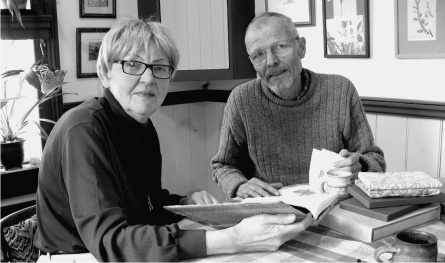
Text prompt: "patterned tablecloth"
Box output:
[[178, 219, 445, 262]]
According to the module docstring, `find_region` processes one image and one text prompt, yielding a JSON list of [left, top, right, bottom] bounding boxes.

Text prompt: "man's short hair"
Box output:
[[97, 17, 180, 81], [245, 12, 299, 43]]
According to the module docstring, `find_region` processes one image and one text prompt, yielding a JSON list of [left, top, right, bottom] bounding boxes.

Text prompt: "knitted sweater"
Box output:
[[211, 69, 386, 198]]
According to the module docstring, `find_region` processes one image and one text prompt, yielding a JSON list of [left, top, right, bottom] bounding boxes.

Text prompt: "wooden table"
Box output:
[[178, 219, 445, 262], [179, 177, 445, 262]]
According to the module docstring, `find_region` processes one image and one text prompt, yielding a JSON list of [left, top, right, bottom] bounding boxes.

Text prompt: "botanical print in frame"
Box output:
[[407, 0, 436, 41], [322, 0, 370, 58], [395, 0, 445, 58]]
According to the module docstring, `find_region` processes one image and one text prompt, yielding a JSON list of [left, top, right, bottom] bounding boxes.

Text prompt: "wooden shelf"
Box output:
[[1, 164, 38, 175], [1, 193, 36, 207]]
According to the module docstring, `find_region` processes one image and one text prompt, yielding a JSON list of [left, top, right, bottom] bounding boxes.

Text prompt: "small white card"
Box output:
[[308, 149, 344, 192]]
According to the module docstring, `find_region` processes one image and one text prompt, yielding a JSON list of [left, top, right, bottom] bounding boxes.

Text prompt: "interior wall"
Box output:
[[58, 0, 445, 104], [256, 0, 445, 102], [56, 0, 249, 103]]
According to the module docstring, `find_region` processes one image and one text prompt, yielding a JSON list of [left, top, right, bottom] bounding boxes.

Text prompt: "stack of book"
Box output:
[[319, 172, 445, 243]]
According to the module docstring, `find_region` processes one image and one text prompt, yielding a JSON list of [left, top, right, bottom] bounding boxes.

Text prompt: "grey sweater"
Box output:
[[211, 69, 386, 198]]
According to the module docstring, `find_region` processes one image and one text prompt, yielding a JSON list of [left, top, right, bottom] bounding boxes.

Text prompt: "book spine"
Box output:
[[319, 208, 373, 242], [347, 187, 372, 208], [320, 204, 440, 243], [373, 207, 440, 241], [339, 202, 386, 221]]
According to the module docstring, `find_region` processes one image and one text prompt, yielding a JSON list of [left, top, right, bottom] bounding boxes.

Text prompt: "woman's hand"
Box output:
[[236, 178, 283, 198], [206, 213, 313, 255], [180, 190, 220, 205]]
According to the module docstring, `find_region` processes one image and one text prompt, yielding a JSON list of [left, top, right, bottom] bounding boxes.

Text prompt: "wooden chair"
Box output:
[[1, 205, 39, 262]]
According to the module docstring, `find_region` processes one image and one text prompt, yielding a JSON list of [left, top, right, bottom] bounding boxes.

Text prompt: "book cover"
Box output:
[[347, 185, 445, 209], [356, 171, 442, 198], [319, 203, 440, 243], [340, 197, 427, 222], [165, 201, 308, 228], [165, 185, 338, 228]]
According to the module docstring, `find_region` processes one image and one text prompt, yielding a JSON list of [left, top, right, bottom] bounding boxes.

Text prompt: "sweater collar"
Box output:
[[102, 88, 149, 135], [260, 68, 318, 107]]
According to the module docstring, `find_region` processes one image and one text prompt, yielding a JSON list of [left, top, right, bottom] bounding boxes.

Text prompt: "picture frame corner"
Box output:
[[76, 27, 109, 78], [79, 0, 116, 18], [322, 0, 370, 58]]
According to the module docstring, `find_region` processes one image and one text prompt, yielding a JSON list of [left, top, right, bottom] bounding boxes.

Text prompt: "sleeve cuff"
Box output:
[[176, 229, 207, 260]]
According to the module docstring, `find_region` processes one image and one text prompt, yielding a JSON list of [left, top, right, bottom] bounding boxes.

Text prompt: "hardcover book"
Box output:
[[356, 171, 442, 198], [347, 185, 445, 209], [319, 203, 440, 243], [340, 197, 428, 222], [165, 184, 338, 228]]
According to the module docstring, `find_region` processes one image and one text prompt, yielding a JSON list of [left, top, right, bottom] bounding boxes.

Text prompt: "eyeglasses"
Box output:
[[248, 38, 299, 66], [114, 60, 174, 79]]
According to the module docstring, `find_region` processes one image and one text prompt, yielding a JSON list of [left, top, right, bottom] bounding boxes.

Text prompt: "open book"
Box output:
[[242, 184, 338, 219], [164, 184, 338, 228]]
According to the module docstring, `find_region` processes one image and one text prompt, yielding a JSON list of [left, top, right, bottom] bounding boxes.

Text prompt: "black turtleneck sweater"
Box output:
[[34, 89, 206, 261]]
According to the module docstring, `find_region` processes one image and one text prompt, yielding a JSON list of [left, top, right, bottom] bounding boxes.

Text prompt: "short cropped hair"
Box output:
[[245, 12, 299, 43], [97, 17, 180, 81]]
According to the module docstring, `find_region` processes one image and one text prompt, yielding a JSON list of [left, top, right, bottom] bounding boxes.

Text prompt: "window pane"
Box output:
[[1, 40, 42, 161], [0, 0, 31, 9]]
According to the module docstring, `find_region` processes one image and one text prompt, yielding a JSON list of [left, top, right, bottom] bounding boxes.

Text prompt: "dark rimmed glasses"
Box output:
[[248, 37, 299, 66], [114, 60, 174, 79]]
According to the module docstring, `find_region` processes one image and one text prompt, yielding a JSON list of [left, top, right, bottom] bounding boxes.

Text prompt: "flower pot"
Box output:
[[1, 139, 25, 170]]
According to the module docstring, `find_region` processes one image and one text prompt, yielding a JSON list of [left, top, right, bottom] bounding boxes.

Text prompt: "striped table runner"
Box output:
[[178, 219, 445, 262]]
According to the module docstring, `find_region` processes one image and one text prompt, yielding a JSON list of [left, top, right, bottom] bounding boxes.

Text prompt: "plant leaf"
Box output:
[[6, 0, 25, 28], [0, 96, 24, 109], [1, 69, 23, 79], [30, 120, 49, 140], [39, 118, 57, 125]]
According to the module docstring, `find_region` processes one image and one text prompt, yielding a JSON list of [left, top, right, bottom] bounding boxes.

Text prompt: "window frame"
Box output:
[[1, 0, 63, 148]]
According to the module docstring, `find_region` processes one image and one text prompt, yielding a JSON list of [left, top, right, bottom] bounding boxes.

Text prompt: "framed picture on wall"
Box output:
[[79, 0, 116, 18], [395, 0, 445, 58], [265, 0, 316, 26], [76, 28, 110, 78], [322, 0, 370, 58]]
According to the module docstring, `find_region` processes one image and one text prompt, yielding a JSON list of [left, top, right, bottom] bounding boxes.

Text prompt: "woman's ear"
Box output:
[[98, 69, 111, 88]]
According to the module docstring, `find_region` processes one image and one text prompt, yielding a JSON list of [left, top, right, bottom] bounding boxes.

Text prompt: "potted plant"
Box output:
[[1, 60, 72, 170]]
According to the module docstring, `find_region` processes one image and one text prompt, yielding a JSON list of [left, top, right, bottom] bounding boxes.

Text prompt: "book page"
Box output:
[[308, 149, 344, 192], [242, 184, 337, 219]]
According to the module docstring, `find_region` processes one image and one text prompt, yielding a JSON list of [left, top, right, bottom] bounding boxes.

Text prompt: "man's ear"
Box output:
[[298, 37, 307, 58]]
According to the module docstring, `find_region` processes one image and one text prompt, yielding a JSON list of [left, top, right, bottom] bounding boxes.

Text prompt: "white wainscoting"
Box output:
[[150, 102, 444, 201], [150, 102, 227, 201], [366, 113, 444, 178]]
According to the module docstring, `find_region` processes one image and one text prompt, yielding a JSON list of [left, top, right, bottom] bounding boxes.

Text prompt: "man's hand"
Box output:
[[180, 190, 220, 205], [206, 213, 313, 255], [236, 178, 283, 198], [333, 149, 362, 178]]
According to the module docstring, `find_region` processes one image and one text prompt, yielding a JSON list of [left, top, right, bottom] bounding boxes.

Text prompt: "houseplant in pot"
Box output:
[[1, 60, 72, 170]]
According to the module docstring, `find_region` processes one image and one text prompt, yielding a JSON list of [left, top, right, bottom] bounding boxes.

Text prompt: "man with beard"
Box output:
[[211, 12, 386, 199]]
